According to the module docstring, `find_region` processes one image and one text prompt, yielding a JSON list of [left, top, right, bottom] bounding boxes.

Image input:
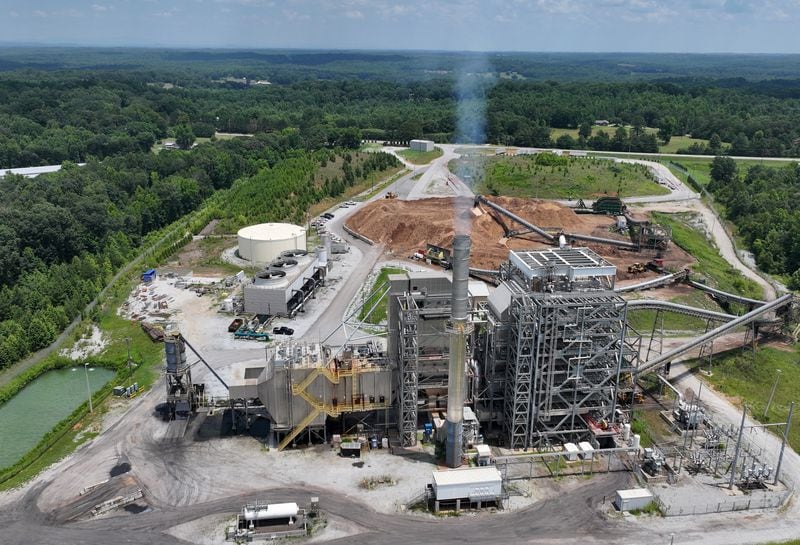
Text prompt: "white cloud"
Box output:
[[32, 9, 48, 17], [91, 4, 111, 12], [9, 10, 19, 17], [345, 9, 364, 19], [283, 9, 310, 20]]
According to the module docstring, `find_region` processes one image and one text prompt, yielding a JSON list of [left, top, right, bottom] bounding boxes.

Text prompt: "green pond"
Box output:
[[0, 366, 115, 469]]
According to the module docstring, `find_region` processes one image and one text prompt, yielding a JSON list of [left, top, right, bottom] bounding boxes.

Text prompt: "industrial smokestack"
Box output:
[[445, 234, 472, 468]]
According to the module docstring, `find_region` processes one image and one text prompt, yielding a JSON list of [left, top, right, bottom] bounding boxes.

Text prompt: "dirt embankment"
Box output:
[[346, 196, 695, 275]]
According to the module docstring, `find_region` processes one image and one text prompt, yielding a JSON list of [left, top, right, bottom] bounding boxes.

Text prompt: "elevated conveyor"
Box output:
[[626, 299, 736, 322], [687, 279, 767, 307], [637, 294, 793, 375], [615, 270, 690, 293]]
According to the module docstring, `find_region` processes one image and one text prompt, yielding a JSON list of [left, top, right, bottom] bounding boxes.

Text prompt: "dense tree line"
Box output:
[[0, 125, 399, 369], [708, 157, 800, 285], [5, 71, 800, 170]]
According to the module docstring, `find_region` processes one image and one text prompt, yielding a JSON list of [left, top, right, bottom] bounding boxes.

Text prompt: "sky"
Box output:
[[3, 0, 800, 53]]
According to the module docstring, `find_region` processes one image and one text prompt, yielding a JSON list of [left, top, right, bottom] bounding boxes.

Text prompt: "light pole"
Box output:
[[84, 362, 93, 413], [670, 533, 675, 545], [125, 337, 132, 372], [764, 369, 782, 419]]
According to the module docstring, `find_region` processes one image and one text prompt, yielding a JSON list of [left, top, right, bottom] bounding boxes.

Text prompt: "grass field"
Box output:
[[652, 212, 763, 301], [358, 267, 406, 324], [665, 156, 799, 188], [456, 155, 670, 199], [397, 147, 443, 165], [548, 126, 712, 154], [691, 345, 800, 452]]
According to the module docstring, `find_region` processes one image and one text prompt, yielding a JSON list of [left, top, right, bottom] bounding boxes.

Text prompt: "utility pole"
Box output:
[[764, 369, 782, 419], [729, 404, 747, 490], [774, 401, 795, 486], [126, 337, 132, 372]]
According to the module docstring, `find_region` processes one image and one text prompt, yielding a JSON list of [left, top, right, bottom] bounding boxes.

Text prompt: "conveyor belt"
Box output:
[[637, 294, 793, 375], [687, 279, 766, 307], [615, 270, 689, 292], [626, 299, 735, 322]]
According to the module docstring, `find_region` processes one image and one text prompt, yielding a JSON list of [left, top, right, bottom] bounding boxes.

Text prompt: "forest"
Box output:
[[0, 132, 398, 370], [4, 51, 800, 168], [0, 47, 799, 371], [708, 157, 800, 286]]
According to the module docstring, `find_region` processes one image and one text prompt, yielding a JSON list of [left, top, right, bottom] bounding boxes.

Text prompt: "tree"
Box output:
[[174, 125, 195, 150], [578, 122, 592, 140], [708, 133, 722, 154]]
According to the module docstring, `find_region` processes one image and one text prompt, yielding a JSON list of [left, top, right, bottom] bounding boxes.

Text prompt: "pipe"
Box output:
[[446, 235, 472, 468], [476, 196, 556, 242], [638, 294, 793, 375], [656, 374, 683, 404]]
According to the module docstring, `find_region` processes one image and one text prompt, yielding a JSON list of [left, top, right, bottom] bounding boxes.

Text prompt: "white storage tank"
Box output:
[[237, 223, 306, 265]]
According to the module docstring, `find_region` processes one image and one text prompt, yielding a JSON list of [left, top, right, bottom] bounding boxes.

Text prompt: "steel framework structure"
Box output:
[[501, 291, 637, 449], [398, 294, 420, 446]]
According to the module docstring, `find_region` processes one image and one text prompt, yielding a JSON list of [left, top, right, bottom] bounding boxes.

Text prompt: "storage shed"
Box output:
[[614, 488, 654, 512], [431, 467, 502, 502], [410, 139, 435, 152], [475, 444, 492, 466]]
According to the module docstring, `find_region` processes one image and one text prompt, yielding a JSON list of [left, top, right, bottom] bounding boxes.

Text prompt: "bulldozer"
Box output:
[[627, 262, 646, 274]]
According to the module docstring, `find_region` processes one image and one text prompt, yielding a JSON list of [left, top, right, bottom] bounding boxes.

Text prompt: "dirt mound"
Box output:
[[347, 195, 695, 274], [347, 196, 598, 269]]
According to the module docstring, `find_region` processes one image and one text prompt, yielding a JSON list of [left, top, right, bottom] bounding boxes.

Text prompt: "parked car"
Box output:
[[272, 326, 295, 335], [322, 212, 335, 219]]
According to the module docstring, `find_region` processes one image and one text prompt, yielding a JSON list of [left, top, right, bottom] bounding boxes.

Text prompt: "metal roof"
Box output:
[[616, 488, 653, 500], [509, 247, 616, 281], [238, 222, 305, 242], [432, 467, 501, 487]]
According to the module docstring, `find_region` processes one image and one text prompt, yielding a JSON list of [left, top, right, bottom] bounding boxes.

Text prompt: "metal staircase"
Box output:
[[277, 362, 390, 451]]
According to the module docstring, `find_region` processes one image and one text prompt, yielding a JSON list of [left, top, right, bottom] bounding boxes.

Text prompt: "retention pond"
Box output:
[[0, 366, 115, 469]]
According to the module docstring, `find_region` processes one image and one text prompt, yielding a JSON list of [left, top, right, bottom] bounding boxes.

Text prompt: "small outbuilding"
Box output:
[[409, 139, 435, 152], [614, 488, 654, 512], [475, 444, 492, 466], [430, 467, 503, 511]]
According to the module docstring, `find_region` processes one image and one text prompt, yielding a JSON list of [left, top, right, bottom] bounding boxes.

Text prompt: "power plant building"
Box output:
[[230, 239, 639, 460]]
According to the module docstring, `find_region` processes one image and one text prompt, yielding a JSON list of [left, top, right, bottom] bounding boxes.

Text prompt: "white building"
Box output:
[[409, 139, 435, 152]]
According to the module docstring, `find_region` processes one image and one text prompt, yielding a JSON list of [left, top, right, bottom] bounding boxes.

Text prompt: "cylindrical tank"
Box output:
[[237, 223, 306, 265], [164, 335, 186, 373], [317, 234, 329, 266], [243, 502, 299, 521], [632, 434, 641, 449], [622, 423, 631, 442]]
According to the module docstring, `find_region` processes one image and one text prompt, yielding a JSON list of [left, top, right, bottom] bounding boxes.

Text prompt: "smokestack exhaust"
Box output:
[[445, 234, 472, 468]]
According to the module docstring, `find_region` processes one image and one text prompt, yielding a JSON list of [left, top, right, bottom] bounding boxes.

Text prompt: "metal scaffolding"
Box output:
[[398, 294, 420, 446], [501, 291, 637, 449]]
